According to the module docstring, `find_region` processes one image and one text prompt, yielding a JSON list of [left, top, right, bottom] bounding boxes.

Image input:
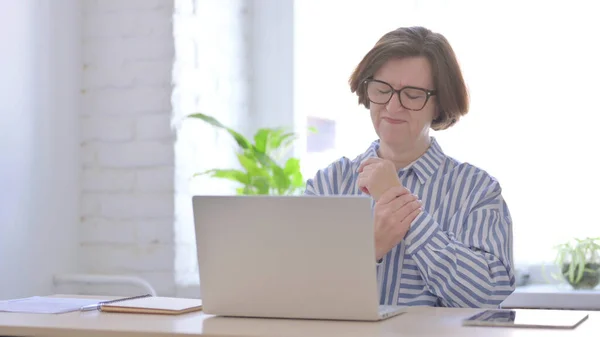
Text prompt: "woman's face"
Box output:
[[368, 56, 437, 149]]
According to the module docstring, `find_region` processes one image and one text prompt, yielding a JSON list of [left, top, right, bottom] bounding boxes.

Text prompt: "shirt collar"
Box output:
[[361, 137, 446, 184]]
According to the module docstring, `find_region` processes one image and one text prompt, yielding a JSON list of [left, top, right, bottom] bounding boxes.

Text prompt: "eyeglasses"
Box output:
[[364, 79, 436, 111]]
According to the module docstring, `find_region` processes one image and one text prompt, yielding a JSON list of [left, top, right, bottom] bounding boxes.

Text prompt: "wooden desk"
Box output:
[[0, 297, 597, 337]]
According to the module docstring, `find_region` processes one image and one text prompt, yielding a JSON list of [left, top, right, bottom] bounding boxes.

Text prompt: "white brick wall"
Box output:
[[80, 0, 176, 296], [78, 0, 258, 297]]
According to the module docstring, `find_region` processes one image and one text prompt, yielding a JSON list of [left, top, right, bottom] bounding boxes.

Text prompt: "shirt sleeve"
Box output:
[[304, 157, 353, 195], [402, 178, 516, 308]]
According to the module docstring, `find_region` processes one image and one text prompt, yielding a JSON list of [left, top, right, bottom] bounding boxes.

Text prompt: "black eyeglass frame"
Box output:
[[363, 78, 437, 111]]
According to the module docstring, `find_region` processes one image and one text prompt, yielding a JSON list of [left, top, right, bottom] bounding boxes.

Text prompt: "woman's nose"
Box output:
[[386, 92, 404, 112]]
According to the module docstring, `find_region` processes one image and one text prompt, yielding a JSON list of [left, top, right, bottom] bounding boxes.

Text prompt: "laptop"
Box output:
[[192, 195, 406, 321]]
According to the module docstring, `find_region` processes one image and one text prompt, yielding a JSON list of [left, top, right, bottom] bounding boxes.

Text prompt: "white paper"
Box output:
[[0, 296, 103, 314]]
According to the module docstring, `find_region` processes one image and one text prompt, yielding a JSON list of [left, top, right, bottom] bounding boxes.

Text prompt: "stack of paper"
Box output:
[[0, 296, 103, 314]]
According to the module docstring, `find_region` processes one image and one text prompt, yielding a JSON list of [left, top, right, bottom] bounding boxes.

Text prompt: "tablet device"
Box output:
[[462, 309, 588, 329]]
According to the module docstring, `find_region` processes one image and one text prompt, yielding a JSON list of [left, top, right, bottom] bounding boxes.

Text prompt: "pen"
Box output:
[[80, 293, 152, 312], [80, 303, 102, 312]]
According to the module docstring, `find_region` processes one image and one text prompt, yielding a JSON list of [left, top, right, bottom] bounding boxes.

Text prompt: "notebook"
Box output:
[[99, 296, 203, 315]]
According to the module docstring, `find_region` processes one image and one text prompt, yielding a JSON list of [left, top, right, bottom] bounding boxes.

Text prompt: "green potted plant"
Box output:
[[187, 113, 311, 195], [554, 237, 600, 289]]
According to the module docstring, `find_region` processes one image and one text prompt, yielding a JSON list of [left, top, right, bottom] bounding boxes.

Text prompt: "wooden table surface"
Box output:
[[0, 295, 596, 337]]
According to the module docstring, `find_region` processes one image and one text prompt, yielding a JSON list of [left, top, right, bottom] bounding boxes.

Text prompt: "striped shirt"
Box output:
[[304, 137, 516, 308]]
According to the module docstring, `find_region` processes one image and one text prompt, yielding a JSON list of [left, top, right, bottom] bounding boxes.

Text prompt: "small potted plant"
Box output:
[[186, 112, 314, 195], [554, 237, 600, 289]]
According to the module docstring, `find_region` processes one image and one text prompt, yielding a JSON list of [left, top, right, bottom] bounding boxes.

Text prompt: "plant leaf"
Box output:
[[250, 175, 271, 194], [253, 128, 271, 154], [237, 152, 261, 175], [290, 171, 305, 188], [283, 158, 304, 191], [270, 131, 296, 151], [236, 186, 254, 195], [271, 165, 290, 193], [575, 248, 586, 283], [251, 148, 279, 168], [283, 157, 300, 175], [568, 260, 575, 283], [195, 169, 250, 185], [188, 113, 251, 150]]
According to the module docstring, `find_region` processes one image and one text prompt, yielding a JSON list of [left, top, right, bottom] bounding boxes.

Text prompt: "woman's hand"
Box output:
[[357, 158, 402, 201], [373, 185, 423, 261]]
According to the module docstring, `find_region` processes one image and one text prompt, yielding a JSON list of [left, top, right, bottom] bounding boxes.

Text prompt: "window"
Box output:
[[173, 0, 252, 288], [294, 0, 600, 267]]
